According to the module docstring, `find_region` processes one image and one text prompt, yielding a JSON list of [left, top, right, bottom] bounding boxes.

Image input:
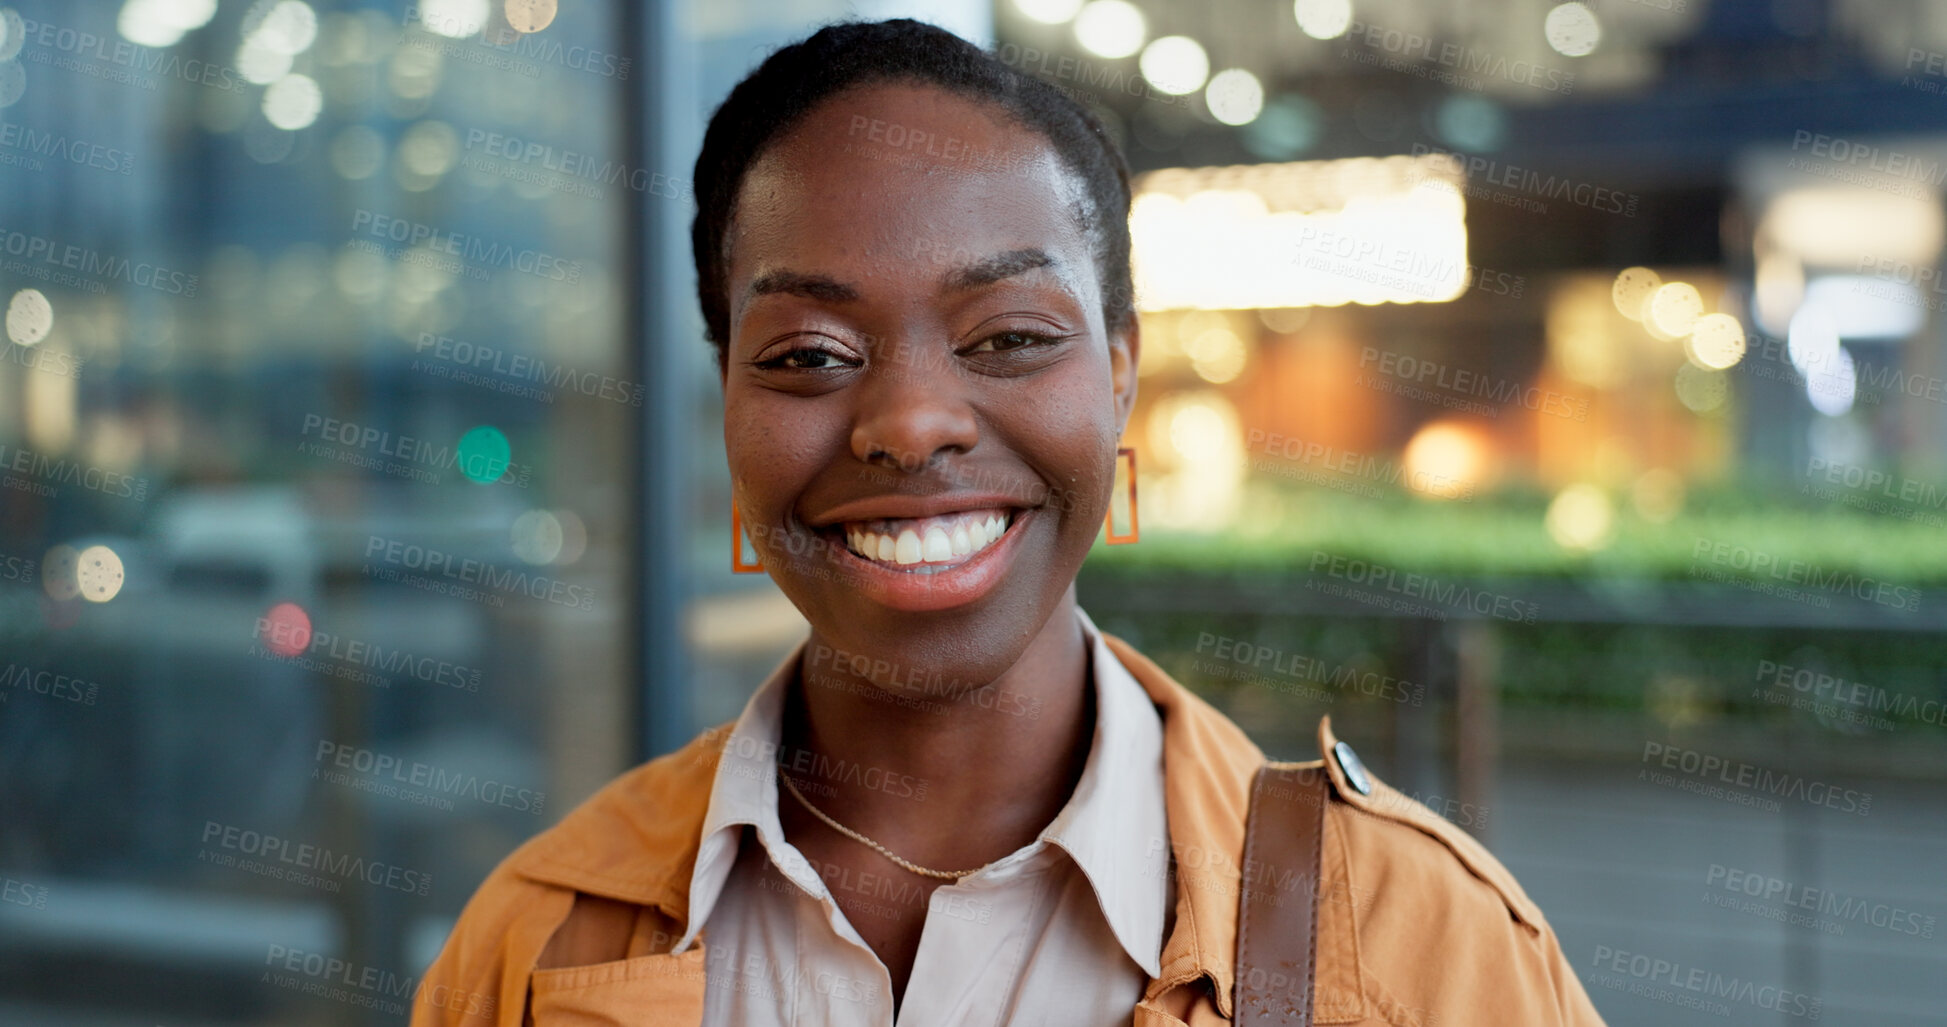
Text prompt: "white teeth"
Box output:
[[844, 509, 1016, 569]]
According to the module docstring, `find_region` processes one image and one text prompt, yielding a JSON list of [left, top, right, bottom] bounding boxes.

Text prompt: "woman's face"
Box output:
[[721, 81, 1137, 687]]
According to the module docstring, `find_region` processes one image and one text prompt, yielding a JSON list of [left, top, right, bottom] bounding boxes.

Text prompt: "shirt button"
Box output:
[[1333, 741, 1373, 796]]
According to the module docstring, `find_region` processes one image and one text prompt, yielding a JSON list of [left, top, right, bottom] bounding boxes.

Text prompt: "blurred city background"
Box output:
[[1, 0, 1943, 1024]]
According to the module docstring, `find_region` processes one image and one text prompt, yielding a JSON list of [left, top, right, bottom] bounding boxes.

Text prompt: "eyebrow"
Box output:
[[744, 248, 1059, 305], [942, 248, 1058, 291]]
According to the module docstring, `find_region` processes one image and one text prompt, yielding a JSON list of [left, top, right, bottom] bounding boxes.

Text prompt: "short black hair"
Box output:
[[690, 18, 1135, 369]]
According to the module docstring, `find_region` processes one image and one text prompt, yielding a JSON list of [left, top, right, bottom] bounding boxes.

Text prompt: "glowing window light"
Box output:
[[1544, 2, 1600, 58], [1140, 36, 1209, 96], [1800, 274, 1925, 340], [1205, 68, 1264, 126], [1752, 252, 1804, 337], [1761, 187, 1943, 270], [1074, 0, 1145, 58], [1293, 0, 1353, 40], [1130, 154, 1469, 311], [1787, 308, 1839, 375], [1015, 0, 1084, 25], [1807, 347, 1856, 417]]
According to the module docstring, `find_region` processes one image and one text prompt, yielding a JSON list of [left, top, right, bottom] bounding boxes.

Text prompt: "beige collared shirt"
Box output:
[[670, 606, 1170, 1026]]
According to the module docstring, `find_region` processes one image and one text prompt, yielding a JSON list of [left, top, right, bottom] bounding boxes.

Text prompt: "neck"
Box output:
[[777, 588, 1096, 871]]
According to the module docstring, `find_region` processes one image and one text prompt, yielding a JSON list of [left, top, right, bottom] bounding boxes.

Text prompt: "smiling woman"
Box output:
[[410, 18, 1604, 1027]]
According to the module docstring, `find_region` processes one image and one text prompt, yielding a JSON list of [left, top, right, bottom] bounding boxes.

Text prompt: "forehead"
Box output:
[[726, 82, 1094, 301]]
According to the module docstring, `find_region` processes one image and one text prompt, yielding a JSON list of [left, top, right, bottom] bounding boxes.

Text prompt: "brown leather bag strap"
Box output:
[[1234, 762, 1328, 1027]]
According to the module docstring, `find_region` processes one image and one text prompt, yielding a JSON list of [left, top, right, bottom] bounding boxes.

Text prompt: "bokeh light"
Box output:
[[1632, 468, 1685, 523], [259, 601, 313, 657], [1016, 0, 1084, 23], [1674, 362, 1727, 413], [237, 39, 295, 85], [329, 124, 386, 179], [1205, 68, 1265, 126], [76, 545, 125, 603], [421, 0, 490, 40], [1684, 312, 1747, 370], [41, 544, 79, 601], [246, 1, 319, 56], [1545, 483, 1613, 551], [1402, 421, 1489, 499], [458, 425, 512, 483], [1187, 325, 1247, 383], [1139, 36, 1209, 96], [503, 0, 559, 34], [512, 509, 565, 564], [1544, 2, 1601, 57], [263, 74, 323, 130], [117, 0, 220, 48], [1644, 281, 1703, 341], [1611, 266, 1660, 321], [7, 288, 51, 346], [1292, 0, 1353, 40], [1074, 0, 1145, 59]]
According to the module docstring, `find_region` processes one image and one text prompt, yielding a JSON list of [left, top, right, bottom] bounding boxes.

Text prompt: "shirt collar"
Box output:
[[671, 605, 1170, 978]]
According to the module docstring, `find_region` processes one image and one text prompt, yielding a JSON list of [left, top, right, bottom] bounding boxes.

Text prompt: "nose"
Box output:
[[849, 350, 979, 472]]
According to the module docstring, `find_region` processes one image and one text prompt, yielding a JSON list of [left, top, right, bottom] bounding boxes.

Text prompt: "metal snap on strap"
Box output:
[[1333, 741, 1373, 796]]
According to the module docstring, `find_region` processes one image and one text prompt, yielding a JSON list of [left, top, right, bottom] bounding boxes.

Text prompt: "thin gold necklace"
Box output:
[[775, 763, 988, 881]]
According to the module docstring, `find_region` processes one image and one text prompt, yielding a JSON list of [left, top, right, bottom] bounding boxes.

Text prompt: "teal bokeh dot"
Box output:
[[458, 425, 512, 484]]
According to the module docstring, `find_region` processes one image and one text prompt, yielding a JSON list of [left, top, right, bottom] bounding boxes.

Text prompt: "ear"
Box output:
[[1108, 315, 1140, 440]]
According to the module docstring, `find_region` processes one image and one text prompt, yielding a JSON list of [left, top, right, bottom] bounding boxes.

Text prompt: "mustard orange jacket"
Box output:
[[410, 633, 1607, 1026]]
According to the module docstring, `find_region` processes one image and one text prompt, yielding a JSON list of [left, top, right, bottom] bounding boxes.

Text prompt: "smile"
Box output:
[[842, 508, 1015, 572]]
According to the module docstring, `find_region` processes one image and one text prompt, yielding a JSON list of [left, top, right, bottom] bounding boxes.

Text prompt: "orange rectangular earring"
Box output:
[[1105, 446, 1139, 545], [731, 502, 765, 572]]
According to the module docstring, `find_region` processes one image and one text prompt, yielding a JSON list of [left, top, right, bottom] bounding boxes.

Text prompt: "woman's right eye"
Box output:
[[758, 346, 857, 371]]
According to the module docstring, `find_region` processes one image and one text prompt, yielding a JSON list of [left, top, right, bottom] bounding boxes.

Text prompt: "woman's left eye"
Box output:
[[965, 330, 1061, 354]]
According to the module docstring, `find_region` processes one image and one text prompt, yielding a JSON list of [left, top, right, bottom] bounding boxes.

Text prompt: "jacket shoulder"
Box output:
[[1315, 721, 1606, 1025], [1315, 719, 1544, 931], [410, 722, 736, 1027]]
